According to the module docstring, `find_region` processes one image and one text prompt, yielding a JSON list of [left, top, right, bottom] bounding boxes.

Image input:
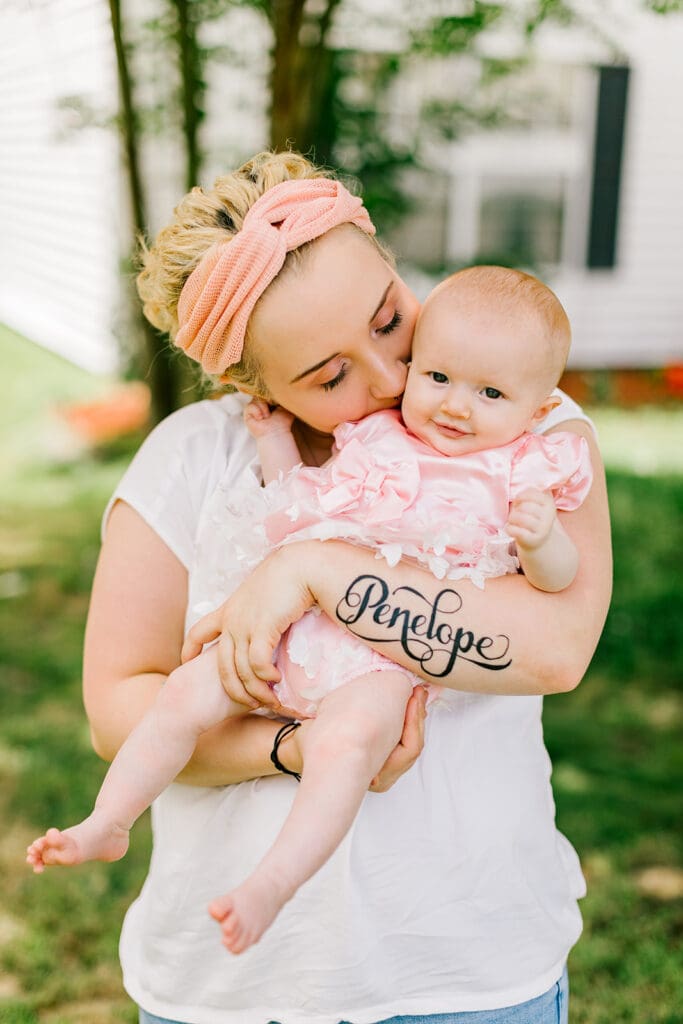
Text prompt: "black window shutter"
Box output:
[[587, 65, 630, 269]]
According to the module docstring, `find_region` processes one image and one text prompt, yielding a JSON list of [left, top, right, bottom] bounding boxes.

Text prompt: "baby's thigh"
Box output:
[[315, 670, 414, 752], [161, 644, 233, 732]]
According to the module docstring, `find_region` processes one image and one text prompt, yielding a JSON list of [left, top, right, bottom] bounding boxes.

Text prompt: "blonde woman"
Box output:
[[78, 152, 610, 1024]]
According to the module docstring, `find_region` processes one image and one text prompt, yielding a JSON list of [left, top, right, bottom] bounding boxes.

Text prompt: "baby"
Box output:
[[27, 265, 591, 956]]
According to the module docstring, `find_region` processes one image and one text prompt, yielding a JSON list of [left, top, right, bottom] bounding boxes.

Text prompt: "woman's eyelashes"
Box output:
[[321, 363, 349, 391], [376, 309, 403, 335]]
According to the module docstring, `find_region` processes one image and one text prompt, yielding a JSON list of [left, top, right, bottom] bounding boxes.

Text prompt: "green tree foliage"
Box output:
[[107, 0, 656, 415]]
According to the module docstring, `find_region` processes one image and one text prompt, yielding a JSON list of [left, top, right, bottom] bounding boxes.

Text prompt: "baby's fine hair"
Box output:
[[434, 265, 571, 385], [137, 151, 392, 395]]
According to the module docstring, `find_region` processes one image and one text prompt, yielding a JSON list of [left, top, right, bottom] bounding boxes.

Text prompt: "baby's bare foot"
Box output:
[[26, 816, 130, 873], [208, 872, 291, 954]]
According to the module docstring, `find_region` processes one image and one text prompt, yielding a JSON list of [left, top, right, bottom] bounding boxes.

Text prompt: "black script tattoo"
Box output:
[[336, 574, 512, 678]]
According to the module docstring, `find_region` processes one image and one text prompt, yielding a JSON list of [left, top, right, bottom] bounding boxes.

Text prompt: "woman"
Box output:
[[84, 151, 611, 1024]]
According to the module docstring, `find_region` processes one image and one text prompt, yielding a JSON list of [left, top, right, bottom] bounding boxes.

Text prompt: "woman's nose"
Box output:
[[369, 357, 408, 400]]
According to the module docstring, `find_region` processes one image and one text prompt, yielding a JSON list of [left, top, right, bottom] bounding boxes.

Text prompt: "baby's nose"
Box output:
[[442, 393, 471, 419]]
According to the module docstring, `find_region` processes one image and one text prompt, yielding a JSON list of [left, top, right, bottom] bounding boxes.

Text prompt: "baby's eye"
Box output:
[[481, 386, 503, 399], [377, 310, 403, 335], [429, 371, 449, 384]]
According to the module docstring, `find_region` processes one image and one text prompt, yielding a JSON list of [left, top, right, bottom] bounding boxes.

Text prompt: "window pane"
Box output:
[[478, 176, 564, 266]]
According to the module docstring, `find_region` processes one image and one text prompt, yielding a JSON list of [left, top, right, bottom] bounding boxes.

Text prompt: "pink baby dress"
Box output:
[[264, 410, 592, 716]]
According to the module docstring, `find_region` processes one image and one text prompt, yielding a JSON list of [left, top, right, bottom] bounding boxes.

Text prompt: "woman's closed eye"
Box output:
[[376, 310, 403, 335], [321, 363, 349, 391]]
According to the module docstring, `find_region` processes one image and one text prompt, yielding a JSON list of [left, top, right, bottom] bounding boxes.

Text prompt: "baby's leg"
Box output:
[[210, 669, 413, 953], [26, 645, 246, 873]]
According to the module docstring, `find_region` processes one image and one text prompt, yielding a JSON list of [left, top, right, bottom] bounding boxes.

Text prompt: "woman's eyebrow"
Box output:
[[290, 353, 341, 384], [369, 282, 392, 324], [289, 281, 393, 384]]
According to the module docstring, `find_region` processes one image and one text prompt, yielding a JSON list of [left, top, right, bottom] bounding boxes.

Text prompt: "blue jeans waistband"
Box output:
[[139, 965, 569, 1024]]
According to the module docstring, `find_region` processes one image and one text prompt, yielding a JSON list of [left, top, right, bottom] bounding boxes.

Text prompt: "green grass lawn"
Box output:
[[1, 325, 681, 1023]]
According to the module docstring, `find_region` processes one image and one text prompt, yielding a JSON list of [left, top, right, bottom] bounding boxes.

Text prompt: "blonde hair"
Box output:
[[429, 265, 571, 386], [137, 151, 392, 397]]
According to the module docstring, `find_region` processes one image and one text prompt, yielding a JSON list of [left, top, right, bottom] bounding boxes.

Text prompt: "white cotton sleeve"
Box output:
[[101, 395, 247, 569]]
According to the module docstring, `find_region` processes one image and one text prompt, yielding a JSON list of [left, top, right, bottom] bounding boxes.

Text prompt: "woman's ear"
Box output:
[[530, 393, 562, 425]]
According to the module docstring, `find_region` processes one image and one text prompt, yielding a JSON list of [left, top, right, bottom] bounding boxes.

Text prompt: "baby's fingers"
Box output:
[[245, 397, 270, 417]]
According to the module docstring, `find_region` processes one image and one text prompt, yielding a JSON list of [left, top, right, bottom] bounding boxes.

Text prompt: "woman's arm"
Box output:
[[83, 500, 426, 786], [82, 500, 282, 783], [185, 420, 611, 698]]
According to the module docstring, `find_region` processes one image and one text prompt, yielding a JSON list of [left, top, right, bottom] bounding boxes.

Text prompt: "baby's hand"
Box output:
[[506, 488, 557, 550], [244, 398, 294, 440]]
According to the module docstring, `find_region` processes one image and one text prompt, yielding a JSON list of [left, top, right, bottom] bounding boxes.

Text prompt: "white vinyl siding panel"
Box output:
[[551, 13, 683, 367], [0, 0, 120, 372]]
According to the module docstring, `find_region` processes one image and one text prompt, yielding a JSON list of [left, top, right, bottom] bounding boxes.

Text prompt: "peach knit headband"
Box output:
[[175, 178, 376, 374]]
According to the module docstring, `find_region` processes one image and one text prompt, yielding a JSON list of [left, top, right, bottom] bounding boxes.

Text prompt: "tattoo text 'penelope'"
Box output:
[[336, 574, 512, 678]]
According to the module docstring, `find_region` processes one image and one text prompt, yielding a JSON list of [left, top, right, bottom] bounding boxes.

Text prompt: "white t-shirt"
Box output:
[[104, 391, 592, 1024]]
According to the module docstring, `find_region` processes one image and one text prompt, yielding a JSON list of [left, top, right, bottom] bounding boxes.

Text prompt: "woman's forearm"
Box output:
[[86, 669, 284, 787], [303, 546, 573, 694], [303, 422, 611, 696]]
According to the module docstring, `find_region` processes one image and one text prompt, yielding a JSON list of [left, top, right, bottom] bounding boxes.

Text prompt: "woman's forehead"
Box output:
[[251, 228, 393, 358]]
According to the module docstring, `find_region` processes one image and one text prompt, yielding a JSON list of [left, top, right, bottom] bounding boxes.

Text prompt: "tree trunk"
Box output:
[[174, 0, 203, 191], [109, 0, 182, 422], [268, 0, 342, 159]]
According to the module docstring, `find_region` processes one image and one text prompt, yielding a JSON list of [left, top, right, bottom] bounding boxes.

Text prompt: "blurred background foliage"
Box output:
[[105, 0, 647, 417]]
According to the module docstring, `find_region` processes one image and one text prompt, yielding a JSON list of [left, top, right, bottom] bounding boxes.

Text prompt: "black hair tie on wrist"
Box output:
[[270, 721, 302, 782]]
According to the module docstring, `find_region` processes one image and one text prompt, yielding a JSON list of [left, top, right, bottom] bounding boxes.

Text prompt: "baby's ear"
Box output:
[[530, 393, 562, 425]]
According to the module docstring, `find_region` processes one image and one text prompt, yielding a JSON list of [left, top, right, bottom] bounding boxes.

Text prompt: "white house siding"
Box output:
[[0, 0, 119, 372], [551, 10, 683, 368], [1, 1, 681, 372]]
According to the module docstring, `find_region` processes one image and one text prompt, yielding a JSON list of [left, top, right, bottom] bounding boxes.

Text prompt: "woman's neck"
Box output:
[[292, 421, 334, 467]]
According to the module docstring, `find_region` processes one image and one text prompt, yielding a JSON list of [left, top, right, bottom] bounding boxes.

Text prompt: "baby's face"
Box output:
[[401, 296, 557, 456]]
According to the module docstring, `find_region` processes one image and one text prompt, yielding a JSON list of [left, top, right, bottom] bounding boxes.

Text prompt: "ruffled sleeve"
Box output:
[[509, 431, 593, 511], [264, 411, 421, 547]]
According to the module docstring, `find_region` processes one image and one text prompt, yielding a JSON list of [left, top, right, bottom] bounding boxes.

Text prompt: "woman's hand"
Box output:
[[369, 684, 428, 791], [278, 685, 429, 792], [181, 545, 317, 706]]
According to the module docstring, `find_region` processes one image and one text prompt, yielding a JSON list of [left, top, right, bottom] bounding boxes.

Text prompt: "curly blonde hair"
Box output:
[[137, 151, 392, 397]]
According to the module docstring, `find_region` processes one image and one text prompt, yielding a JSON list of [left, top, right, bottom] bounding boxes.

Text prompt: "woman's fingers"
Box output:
[[398, 685, 428, 762], [233, 636, 282, 709], [370, 685, 428, 792], [248, 635, 282, 685], [181, 607, 224, 663], [214, 631, 259, 709]]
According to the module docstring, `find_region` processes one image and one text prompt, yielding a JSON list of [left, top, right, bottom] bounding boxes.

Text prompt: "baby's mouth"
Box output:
[[434, 422, 471, 438]]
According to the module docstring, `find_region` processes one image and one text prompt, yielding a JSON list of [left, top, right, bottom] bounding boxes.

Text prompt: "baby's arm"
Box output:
[[244, 399, 300, 484], [506, 489, 579, 592]]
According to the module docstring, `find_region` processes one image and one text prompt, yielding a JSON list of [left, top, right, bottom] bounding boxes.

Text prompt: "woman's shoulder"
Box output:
[[130, 393, 252, 480], [144, 392, 248, 450], [102, 393, 253, 567]]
